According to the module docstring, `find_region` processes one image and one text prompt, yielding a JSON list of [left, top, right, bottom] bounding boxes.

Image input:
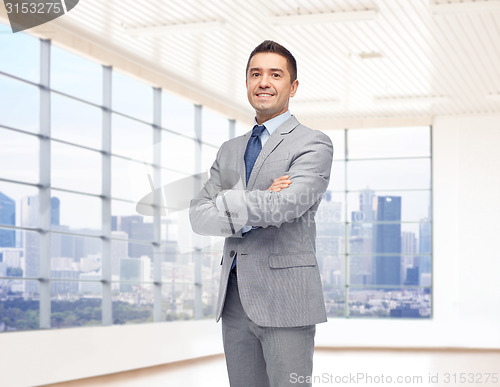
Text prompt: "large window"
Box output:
[[0, 29, 229, 331], [0, 26, 432, 333], [318, 127, 432, 318]]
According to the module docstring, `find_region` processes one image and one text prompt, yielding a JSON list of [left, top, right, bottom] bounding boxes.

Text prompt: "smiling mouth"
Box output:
[[256, 93, 274, 97]]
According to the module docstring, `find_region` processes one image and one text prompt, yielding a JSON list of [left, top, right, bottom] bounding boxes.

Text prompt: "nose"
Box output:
[[258, 74, 271, 88]]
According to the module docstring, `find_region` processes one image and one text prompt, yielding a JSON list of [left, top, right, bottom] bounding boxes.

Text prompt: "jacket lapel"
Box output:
[[247, 116, 300, 189], [240, 131, 251, 188]]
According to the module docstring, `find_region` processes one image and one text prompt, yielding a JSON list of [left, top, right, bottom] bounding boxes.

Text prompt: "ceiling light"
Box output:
[[124, 20, 226, 36], [358, 52, 383, 60], [271, 9, 378, 26], [373, 95, 449, 104], [486, 93, 500, 101], [430, 0, 500, 15], [292, 99, 342, 111]]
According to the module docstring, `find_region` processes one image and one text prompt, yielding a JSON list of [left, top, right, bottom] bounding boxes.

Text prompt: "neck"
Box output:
[[255, 108, 289, 125]]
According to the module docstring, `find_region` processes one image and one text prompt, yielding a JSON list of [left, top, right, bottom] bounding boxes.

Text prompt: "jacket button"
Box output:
[[230, 250, 235, 258]]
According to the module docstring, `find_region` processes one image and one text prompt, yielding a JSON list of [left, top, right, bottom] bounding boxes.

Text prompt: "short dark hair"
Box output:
[[246, 40, 297, 83]]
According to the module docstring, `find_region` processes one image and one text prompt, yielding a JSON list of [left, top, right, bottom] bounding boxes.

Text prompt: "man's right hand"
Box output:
[[266, 175, 292, 192]]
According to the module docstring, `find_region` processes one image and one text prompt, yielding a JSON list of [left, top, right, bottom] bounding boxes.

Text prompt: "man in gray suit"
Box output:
[[190, 41, 333, 387]]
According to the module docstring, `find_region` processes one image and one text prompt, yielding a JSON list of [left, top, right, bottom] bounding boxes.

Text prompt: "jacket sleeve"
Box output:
[[189, 142, 244, 238], [218, 131, 333, 229]]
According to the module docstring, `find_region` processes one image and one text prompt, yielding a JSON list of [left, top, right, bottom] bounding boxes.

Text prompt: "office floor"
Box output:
[[47, 348, 500, 387]]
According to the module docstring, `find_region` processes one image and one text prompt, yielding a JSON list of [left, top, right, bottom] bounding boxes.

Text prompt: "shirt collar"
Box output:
[[253, 110, 291, 136]]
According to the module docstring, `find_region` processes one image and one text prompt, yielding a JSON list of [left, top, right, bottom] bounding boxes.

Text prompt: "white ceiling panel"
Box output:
[[3, 0, 500, 124]]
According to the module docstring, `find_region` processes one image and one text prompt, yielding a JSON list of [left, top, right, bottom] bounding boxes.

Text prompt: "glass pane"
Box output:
[[317, 190, 345, 224], [0, 182, 38, 230], [162, 91, 195, 138], [329, 160, 344, 192], [112, 201, 154, 243], [347, 158, 431, 190], [0, 24, 39, 82], [112, 71, 152, 123], [162, 256, 194, 284], [112, 283, 154, 324], [51, 45, 102, 105], [322, 286, 345, 318], [316, 230, 345, 256], [0, 279, 40, 331], [162, 131, 196, 173], [0, 228, 38, 279], [162, 283, 195, 321], [348, 127, 430, 159], [325, 129, 345, 160], [111, 157, 154, 201], [51, 93, 101, 149], [50, 233, 101, 277], [51, 290, 102, 328], [235, 121, 249, 137], [348, 190, 431, 223], [112, 114, 153, 163], [202, 284, 218, 319], [318, 255, 345, 286], [24, 229, 41, 281], [348, 288, 431, 318], [349, 254, 432, 288], [127, 241, 153, 261], [202, 107, 229, 147], [19, 195, 60, 229], [112, 242, 153, 280], [0, 225, 18, 252], [52, 190, 101, 235], [201, 143, 218, 174], [0, 75, 39, 133], [348, 223, 426, 256], [161, 241, 181, 263], [52, 142, 101, 195], [0, 128, 38, 183]]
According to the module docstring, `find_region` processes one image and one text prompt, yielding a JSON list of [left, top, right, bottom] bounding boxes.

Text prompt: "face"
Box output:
[[246, 52, 299, 124]]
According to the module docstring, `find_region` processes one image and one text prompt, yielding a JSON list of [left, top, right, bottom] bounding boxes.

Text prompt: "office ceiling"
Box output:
[[2, 0, 500, 126]]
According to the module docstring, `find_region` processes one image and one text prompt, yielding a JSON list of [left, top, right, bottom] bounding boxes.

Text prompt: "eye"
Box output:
[[272, 73, 281, 78], [251, 72, 260, 77]]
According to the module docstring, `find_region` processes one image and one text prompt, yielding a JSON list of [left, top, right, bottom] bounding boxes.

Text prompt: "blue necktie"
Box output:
[[231, 124, 266, 271], [244, 125, 266, 184]]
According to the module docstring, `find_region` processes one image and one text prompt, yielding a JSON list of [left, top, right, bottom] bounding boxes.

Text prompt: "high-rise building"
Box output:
[[111, 231, 129, 277], [359, 188, 376, 223], [405, 267, 420, 286], [51, 197, 60, 226], [119, 256, 151, 292], [401, 231, 418, 283], [21, 195, 61, 295], [0, 192, 16, 248], [373, 196, 402, 287], [112, 215, 154, 258], [418, 218, 432, 274]]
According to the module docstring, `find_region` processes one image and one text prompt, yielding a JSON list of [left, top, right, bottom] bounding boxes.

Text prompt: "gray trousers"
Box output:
[[221, 270, 316, 387]]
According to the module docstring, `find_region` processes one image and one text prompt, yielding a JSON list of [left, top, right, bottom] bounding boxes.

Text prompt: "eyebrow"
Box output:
[[249, 67, 284, 73]]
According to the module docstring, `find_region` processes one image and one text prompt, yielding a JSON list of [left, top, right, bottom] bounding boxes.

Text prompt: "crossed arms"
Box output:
[[189, 131, 333, 237]]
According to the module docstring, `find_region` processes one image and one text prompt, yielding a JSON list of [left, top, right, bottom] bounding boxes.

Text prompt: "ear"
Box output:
[[290, 79, 299, 98]]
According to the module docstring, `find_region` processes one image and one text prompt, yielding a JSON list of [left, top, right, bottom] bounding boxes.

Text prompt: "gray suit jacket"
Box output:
[[189, 115, 333, 327]]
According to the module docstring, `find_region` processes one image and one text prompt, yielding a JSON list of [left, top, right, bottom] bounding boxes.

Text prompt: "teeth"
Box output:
[[257, 94, 272, 96]]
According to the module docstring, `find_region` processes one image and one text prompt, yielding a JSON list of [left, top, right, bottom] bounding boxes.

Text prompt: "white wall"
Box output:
[[1, 115, 500, 386], [0, 320, 224, 387], [317, 114, 500, 349]]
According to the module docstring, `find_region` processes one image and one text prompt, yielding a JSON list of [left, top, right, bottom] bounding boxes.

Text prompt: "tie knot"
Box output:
[[251, 125, 266, 138]]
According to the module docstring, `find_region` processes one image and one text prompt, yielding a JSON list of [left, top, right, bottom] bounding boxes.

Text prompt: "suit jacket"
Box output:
[[189, 115, 333, 327]]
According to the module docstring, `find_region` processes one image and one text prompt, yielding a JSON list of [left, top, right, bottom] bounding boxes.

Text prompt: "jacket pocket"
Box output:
[[269, 253, 316, 269]]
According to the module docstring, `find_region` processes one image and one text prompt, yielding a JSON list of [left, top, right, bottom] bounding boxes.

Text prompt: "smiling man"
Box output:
[[190, 40, 334, 387]]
